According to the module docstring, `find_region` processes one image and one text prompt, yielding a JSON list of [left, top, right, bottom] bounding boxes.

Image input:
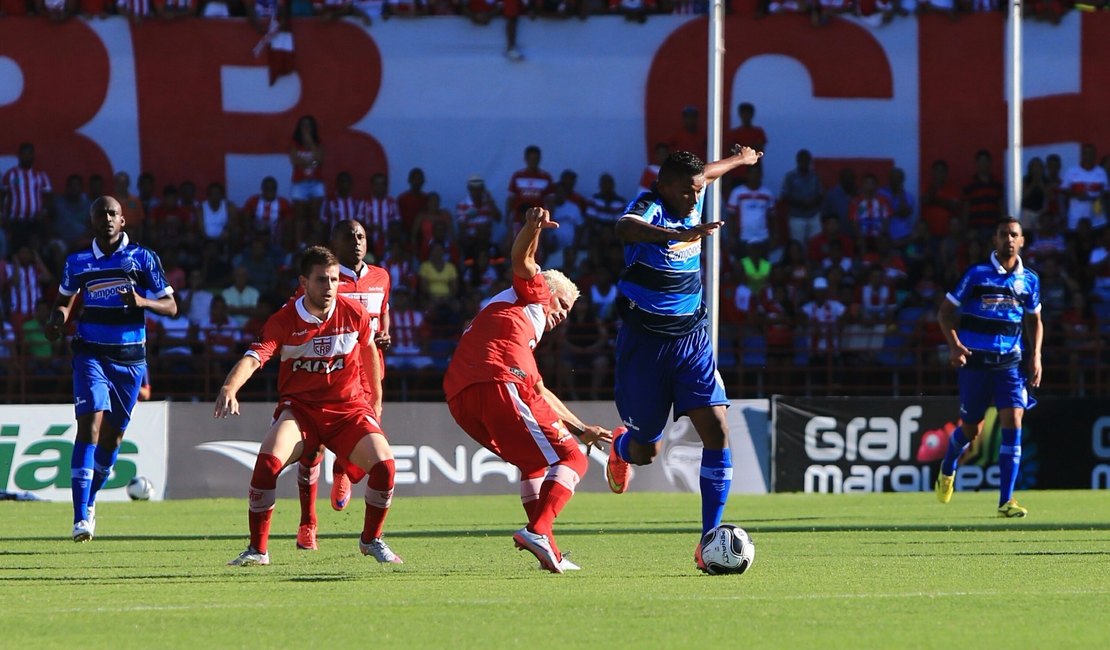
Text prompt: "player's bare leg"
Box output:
[[348, 432, 402, 564], [229, 411, 305, 566]]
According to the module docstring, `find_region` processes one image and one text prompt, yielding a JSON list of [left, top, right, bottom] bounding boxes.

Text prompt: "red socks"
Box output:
[[361, 459, 395, 543], [297, 455, 322, 527], [248, 453, 283, 554]]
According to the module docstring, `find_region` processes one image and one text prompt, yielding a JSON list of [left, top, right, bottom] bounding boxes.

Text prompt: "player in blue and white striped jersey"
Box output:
[[935, 217, 1043, 518], [605, 146, 762, 573], [45, 196, 177, 542]]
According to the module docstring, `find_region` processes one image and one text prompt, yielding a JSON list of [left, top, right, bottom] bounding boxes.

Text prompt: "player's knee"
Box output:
[[251, 453, 284, 490]]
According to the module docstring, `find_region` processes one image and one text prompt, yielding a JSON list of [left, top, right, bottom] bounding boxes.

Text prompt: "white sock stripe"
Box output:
[[93, 462, 112, 473], [700, 466, 734, 481], [248, 487, 276, 513], [520, 476, 544, 502], [71, 468, 93, 479], [1000, 445, 1022, 456], [546, 464, 581, 492], [505, 382, 560, 466], [365, 485, 393, 509], [297, 463, 320, 485]]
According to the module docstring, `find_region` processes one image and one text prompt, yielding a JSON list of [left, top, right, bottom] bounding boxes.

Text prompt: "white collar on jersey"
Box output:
[[92, 233, 130, 260], [989, 250, 1024, 275], [339, 262, 367, 279], [294, 294, 336, 324]]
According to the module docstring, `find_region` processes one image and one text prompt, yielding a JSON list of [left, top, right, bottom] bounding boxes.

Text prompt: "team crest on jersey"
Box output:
[[1012, 278, 1025, 294], [312, 336, 333, 356], [120, 256, 138, 274]]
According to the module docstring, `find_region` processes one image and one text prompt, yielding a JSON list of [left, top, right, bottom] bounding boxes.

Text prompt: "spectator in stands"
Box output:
[[5, 245, 51, 329], [801, 276, 846, 367], [152, 293, 199, 375], [1020, 156, 1050, 234], [810, 0, 853, 25], [667, 105, 707, 158], [137, 172, 159, 216], [21, 298, 63, 375], [821, 238, 854, 279], [589, 266, 618, 321], [781, 149, 823, 246], [198, 238, 233, 290], [113, 171, 146, 240], [241, 295, 276, 343], [290, 115, 326, 242], [725, 101, 768, 189], [457, 174, 502, 253], [159, 248, 187, 293], [461, 246, 501, 299], [179, 179, 199, 211], [180, 268, 214, 325], [1, 142, 52, 252], [366, 172, 401, 259], [87, 174, 105, 204], [822, 166, 857, 235], [921, 159, 961, 242], [412, 192, 456, 260], [388, 288, 434, 370], [585, 173, 626, 241], [1036, 254, 1077, 326], [322, 171, 366, 236], [151, 185, 199, 261], [464, 0, 525, 61], [903, 220, 933, 281], [1044, 153, 1066, 220], [738, 241, 773, 295], [610, 0, 654, 23], [198, 181, 236, 244], [848, 172, 894, 252], [855, 265, 896, 327], [396, 167, 427, 234], [544, 181, 585, 269], [117, 0, 151, 24], [556, 294, 611, 401], [1088, 228, 1110, 303], [780, 238, 811, 293], [241, 176, 293, 249], [155, 0, 198, 18], [808, 213, 855, 266], [1063, 143, 1108, 233], [726, 164, 776, 256], [36, 0, 78, 21], [506, 145, 554, 230], [1026, 212, 1066, 264], [639, 142, 669, 194], [963, 149, 1006, 240], [382, 239, 418, 293], [881, 166, 916, 249], [50, 174, 92, 253], [418, 242, 458, 305], [234, 237, 284, 297], [222, 266, 261, 327]]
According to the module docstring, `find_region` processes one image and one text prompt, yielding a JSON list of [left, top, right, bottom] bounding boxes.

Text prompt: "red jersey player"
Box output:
[[291, 220, 392, 552], [215, 246, 402, 566], [443, 207, 611, 574]]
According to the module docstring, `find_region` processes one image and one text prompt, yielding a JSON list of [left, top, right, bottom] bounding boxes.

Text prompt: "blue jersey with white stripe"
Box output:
[[617, 187, 707, 337], [946, 251, 1039, 369], [59, 234, 172, 364]]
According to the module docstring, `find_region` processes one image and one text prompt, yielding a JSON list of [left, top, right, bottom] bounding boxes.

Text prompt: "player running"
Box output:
[[934, 217, 1043, 517], [292, 219, 391, 551], [46, 195, 177, 543], [604, 147, 762, 572], [216, 246, 401, 566], [444, 207, 612, 574]]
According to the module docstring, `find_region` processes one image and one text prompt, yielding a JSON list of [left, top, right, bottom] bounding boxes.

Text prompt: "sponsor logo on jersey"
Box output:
[[85, 279, 131, 301], [508, 366, 527, 380], [291, 358, 346, 374]]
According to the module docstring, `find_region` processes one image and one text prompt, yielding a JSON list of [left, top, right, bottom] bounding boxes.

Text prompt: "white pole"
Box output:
[[1008, 0, 1023, 219], [705, 0, 725, 360]]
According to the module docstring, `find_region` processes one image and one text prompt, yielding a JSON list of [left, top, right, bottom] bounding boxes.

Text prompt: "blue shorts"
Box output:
[[290, 179, 326, 201], [614, 324, 728, 445], [957, 365, 1036, 423], [72, 353, 145, 431]]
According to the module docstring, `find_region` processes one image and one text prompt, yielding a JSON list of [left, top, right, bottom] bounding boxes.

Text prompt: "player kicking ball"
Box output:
[[444, 207, 612, 574], [215, 246, 402, 566]]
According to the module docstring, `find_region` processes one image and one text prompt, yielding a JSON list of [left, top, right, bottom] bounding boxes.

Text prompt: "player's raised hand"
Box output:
[[526, 206, 558, 230], [673, 221, 723, 242], [579, 425, 613, 446], [730, 144, 764, 166], [948, 341, 972, 368], [214, 387, 241, 419]]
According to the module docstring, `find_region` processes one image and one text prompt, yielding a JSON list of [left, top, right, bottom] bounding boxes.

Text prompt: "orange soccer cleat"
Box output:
[[606, 426, 631, 494]]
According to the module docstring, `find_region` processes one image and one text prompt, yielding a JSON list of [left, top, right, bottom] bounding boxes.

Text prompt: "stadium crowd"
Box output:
[[3, 106, 1110, 401]]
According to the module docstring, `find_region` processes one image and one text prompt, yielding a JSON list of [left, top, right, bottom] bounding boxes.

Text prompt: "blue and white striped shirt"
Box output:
[[59, 234, 173, 363], [946, 251, 1040, 368], [617, 187, 707, 337]]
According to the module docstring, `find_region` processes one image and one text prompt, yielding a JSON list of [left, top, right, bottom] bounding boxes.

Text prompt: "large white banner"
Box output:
[[0, 403, 169, 502]]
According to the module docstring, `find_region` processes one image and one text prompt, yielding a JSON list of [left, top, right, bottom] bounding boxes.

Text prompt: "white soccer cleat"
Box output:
[[228, 547, 270, 566], [72, 519, 95, 543], [539, 553, 581, 571], [513, 527, 563, 574], [360, 537, 404, 564]]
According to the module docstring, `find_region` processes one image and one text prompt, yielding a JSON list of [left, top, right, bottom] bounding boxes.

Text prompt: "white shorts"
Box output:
[[291, 180, 326, 201]]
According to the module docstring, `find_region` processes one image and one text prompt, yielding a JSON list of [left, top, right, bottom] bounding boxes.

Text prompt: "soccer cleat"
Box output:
[[331, 470, 352, 511], [228, 547, 270, 566], [606, 426, 631, 494], [360, 537, 404, 564], [538, 552, 581, 571], [997, 499, 1028, 518], [935, 473, 955, 504], [694, 540, 708, 573], [513, 527, 563, 574], [72, 519, 94, 543], [296, 524, 318, 550], [505, 47, 524, 62]]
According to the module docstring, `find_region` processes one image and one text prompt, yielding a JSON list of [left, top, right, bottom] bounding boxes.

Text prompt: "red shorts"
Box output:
[[448, 381, 577, 475], [274, 398, 383, 464]]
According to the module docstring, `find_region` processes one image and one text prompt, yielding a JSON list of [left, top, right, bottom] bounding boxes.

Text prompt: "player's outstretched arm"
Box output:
[[214, 356, 262, 418], [615, 215, 722, 244], [704, 144, 763, 184], [511, 206, 558, 280], [535, 380, 613, 447]]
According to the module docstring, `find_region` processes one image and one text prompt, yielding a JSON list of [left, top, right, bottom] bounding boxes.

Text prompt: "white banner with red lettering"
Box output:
[[2, 13, 1107, 207]]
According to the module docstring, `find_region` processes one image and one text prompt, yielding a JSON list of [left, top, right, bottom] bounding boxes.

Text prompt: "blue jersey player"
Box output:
[[605, 147, 761, 572], [935, 218, 1043, 517], [45, 196, 177, 542]]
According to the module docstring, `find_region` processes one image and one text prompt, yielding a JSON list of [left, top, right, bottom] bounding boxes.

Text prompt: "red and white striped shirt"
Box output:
[[364, 195, 400, 239], [1, 166, 52, 221], [323, 194, 367, 229], [381, 254, 417, 292], [241, 194, 292, 244], [116, 0, 151, 16], [389, 307, 426, 355], [5, 262, 41, 318]]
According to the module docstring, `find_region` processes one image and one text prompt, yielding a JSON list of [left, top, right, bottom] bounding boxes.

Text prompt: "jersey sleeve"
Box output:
[[623, 192, 655, 222], [946, 268, 974, 306], [512, 272, 550, 305], [245, 310, 284, 366], [139, 248, 173, 298], [1026, 273, 1042, 314], [58, 255, 80, 297]]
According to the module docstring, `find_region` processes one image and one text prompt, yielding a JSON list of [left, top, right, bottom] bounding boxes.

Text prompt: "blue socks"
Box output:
[[998, 428, 1022, 506], [940, 426, 969, 476], [88, 445, 120, 508], [71, 441, 96, 524], [614, 430, 633, 464], [699, 448, 733, 535]]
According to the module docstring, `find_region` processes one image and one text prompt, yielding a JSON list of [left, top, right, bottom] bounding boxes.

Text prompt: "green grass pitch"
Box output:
[[3, 491, 1109, 649]]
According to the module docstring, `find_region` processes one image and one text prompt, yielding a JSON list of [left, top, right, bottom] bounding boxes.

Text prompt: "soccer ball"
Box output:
[[699, 524, 755, 575], [127, 476, 155, 501]]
